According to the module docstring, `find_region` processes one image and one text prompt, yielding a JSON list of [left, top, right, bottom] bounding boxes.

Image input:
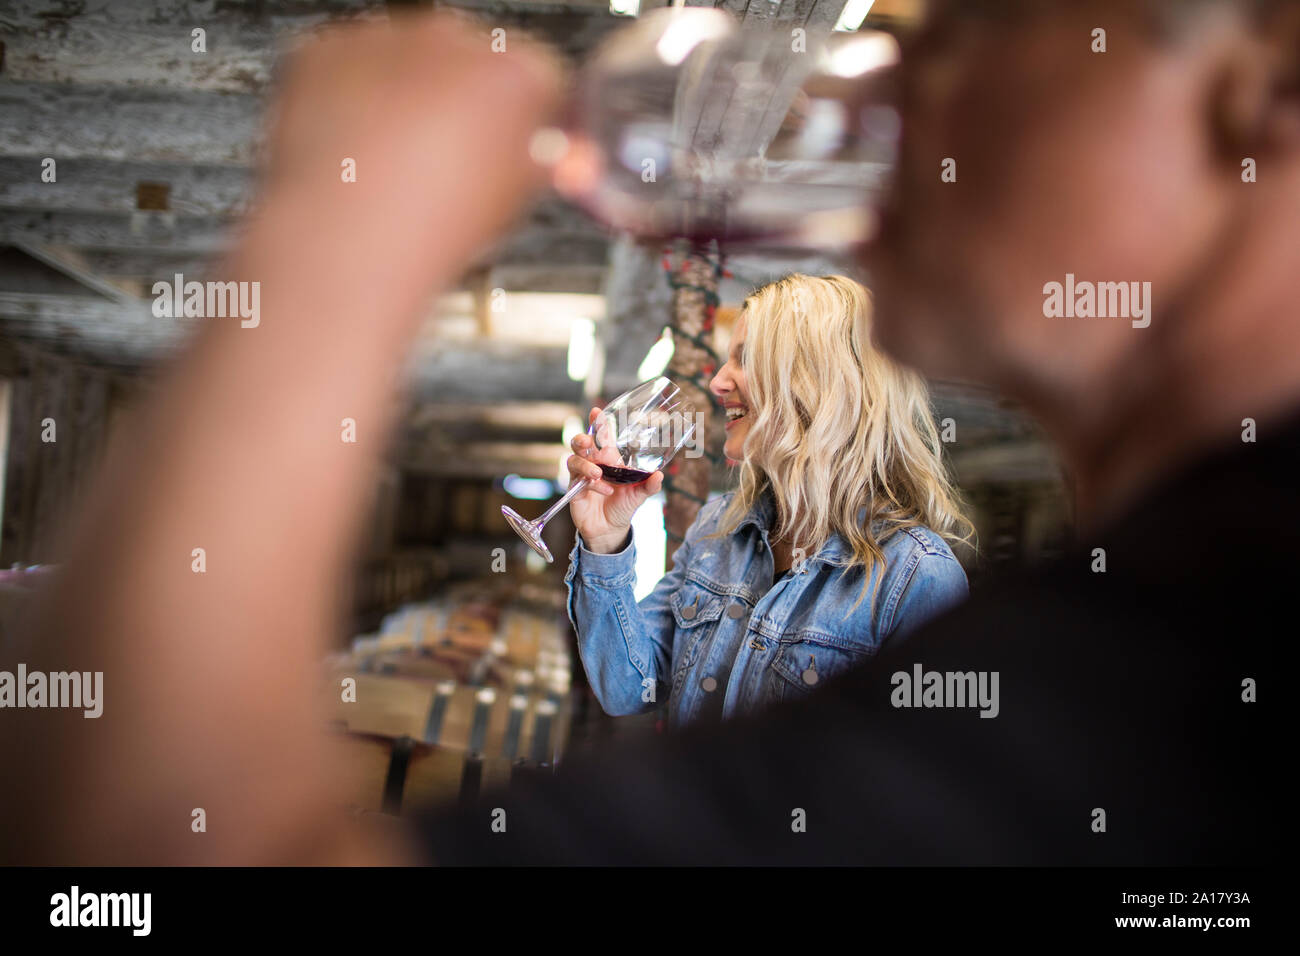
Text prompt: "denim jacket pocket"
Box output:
[[770, 631, 872, 701], [669, 584, 726, 686]]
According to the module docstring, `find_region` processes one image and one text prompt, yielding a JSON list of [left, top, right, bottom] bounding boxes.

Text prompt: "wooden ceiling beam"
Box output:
[[0, 0, 620, 95]]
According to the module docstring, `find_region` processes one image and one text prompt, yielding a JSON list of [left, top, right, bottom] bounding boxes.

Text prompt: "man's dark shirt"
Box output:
[[419, 416, 1283, 864]]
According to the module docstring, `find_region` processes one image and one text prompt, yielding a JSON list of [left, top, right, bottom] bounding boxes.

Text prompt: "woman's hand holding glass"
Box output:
[[567, 406, 664, 554]]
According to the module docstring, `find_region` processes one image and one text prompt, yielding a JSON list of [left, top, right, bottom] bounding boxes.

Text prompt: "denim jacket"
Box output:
[[564, 491, 969, 728]]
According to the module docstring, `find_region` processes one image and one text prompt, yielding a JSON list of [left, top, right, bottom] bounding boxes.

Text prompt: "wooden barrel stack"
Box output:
[[325, 592, 573, 817]]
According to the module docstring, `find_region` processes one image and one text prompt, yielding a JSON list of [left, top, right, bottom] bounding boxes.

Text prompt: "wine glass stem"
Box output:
[[534, 477, 591, 529]]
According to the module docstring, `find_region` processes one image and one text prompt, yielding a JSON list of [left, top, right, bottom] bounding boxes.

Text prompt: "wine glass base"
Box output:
[[501, 506, 555, 563]]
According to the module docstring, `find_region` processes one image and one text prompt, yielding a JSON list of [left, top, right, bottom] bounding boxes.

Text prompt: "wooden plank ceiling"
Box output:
[[0, 0, 1042, 487]]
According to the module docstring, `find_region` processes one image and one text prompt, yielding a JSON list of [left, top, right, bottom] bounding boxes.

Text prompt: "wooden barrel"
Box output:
[[333, 590, 573, 815], [328, 731, 517, 816], [325, 673, 568, 816], [349, 599, 573, 693]]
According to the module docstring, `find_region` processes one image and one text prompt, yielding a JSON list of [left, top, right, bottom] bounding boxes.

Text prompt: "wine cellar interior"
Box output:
[[0, 0, 1074, 815]]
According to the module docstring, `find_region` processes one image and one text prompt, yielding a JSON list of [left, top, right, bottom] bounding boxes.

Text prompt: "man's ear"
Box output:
[[1260, 4, 1300, 152], [1211, 4, 1300, 163]]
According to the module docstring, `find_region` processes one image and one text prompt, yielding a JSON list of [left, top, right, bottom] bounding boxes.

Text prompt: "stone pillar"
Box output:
[[663, 244, 720, 568]]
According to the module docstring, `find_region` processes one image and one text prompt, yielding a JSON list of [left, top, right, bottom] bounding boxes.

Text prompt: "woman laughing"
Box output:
[[563, 273, 973, 727]]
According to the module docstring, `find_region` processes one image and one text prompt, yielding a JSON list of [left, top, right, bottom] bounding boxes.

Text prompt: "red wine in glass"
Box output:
[[501, 377, 697, 563], [598, 464, 653, 485]]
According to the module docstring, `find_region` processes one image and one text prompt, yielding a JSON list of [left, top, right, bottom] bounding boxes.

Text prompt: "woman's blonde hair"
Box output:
[[718, 274, 974, 604]]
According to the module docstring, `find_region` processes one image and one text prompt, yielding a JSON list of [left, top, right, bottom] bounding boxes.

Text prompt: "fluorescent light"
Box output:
[[656, 10, 733, 66], [567, 317, 596, 381], [833, 0, 876, 32], [636, 327, 676, 381], [503, 474, 555, 500], [825, 32, 900, 78], [610, 0, 640, 16]]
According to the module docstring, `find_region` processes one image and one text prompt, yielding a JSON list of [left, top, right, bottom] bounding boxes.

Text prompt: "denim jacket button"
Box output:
[[700, 676, 718, 692], [681, 604, 697, 620], [727, 603, 746, 619], [801, 667, 819, 686]]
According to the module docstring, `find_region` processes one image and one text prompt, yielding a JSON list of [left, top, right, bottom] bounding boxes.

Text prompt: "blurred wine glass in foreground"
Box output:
[[537, 7, 902, 252], [502, 377, 698, 563]]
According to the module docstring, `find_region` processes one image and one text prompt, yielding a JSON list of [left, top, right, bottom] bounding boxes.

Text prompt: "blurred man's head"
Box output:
[[864, 0, 1300, 421]]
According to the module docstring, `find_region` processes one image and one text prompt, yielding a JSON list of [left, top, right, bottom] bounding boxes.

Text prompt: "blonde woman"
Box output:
[[563, 274, 973, 727]]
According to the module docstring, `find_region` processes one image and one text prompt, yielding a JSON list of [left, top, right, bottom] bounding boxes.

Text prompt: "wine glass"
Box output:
[[541, 7, 902, 252], [502, 377, 697, 563]]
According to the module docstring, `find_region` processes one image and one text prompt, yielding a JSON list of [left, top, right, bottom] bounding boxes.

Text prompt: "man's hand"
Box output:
[[262, 13, 564, 289], [0, 11, 563, 866]]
